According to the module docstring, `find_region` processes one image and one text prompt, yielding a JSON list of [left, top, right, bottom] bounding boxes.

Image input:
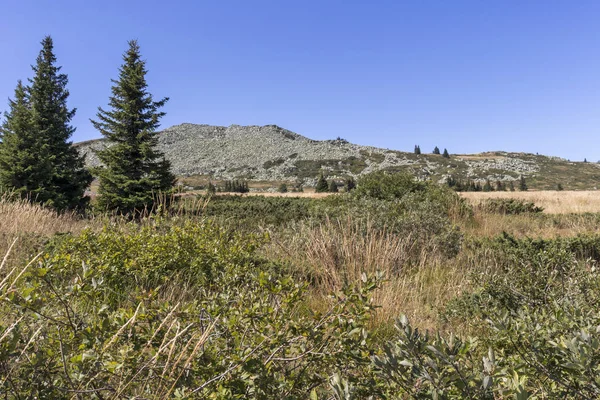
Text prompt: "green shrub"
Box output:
[[0, 221, 380, 398], [478, 198, 543, 214]]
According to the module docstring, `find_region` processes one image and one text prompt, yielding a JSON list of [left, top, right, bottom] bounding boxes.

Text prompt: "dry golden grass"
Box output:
[[0, 195, 93, 267], [0, 195, 87, 237], [461, 190, 600, 214], [265, 218, 469, 330]]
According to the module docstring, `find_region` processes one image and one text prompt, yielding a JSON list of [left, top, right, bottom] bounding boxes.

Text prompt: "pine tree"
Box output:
[[442, 148, 450, 158], [483, 179, 492, 192], [433, 146, 440, 155], [0, 37, 92, 211], [414, 145, 421, 155], [91, 40, 175, 214], [315, 173, 329, 193], [0, 82, 47, 200], [345, 177, 356, 192], [519, 175, 528, 191], [206, 181, 216, 195], [328, 180, 338, 193]]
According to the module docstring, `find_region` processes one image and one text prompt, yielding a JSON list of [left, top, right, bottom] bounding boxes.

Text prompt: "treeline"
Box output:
[[414, 145, 450, 158], [315, 172, 356, 193], [0, 37, 174, 215]]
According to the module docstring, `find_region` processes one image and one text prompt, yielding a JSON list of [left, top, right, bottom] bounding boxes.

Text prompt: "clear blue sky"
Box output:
[[2, 1, 600, 160]]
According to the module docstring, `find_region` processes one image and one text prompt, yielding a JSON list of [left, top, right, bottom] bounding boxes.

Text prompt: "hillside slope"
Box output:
[[76, 123, 600, 189]]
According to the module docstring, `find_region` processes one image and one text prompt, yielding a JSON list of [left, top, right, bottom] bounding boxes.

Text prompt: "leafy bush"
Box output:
[[0, 221, 380, 398]]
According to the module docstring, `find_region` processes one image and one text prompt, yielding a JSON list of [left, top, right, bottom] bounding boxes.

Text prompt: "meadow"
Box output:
[[2, 175, 600, 398]]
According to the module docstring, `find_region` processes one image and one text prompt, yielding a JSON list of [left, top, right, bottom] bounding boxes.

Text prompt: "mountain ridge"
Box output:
[[75, 123, 600, 190]]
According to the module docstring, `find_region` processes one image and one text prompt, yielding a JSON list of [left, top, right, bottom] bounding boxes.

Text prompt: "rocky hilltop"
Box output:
[[76, 123, 600, 190]]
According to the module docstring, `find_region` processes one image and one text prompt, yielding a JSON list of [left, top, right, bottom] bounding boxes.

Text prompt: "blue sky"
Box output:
[[1, 1, 600, 160]]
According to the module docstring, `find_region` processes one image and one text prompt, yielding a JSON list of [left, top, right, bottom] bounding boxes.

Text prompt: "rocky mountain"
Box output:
[[76, 123, 600, 190]]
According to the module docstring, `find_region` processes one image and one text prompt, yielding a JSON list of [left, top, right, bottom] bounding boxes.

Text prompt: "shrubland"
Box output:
[[2, 172, 600, 398]]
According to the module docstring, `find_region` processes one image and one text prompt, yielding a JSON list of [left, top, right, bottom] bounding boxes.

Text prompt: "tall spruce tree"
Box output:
[[0, 82, 48, 199], [0, 37, 91, 210], [91, 40, 175, 213], [442, 148, 450, 158], [433, 146, 440, 155]]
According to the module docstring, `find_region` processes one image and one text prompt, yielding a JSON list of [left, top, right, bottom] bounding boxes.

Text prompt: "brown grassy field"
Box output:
[[460, 190, 600, 214]]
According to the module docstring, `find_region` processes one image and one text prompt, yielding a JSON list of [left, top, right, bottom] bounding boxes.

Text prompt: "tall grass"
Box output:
[[266, 217, 471, 330]]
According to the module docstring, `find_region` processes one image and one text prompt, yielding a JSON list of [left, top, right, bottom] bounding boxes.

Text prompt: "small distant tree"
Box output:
[[496, 180, 504, 191], [294, 179, 304, 192], [206, 181, 216, 195], [584, 158, 588, 163], [345, 177, 356, 192], [328, 180, 339, 193], [483, 179, 493, 192], [509, 181, 515, 191], [315, 173, 329, 193], [442, 148, 450, 158], [519, 175, 528, 191], [414, 145, 421, 155], [278, 183, 288, 193], [556, 183, 564, 191], [433, 146, 440, 155]]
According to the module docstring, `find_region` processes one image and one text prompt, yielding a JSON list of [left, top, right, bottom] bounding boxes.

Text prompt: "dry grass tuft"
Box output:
[[0, 194, 86, 237], [266, 218, 470, 330]]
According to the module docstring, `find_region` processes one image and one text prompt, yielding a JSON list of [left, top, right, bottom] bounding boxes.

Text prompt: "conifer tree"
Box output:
[[414, 145, 421, 155], [278, 183, 288, 193], [433, 146, 440, 155], [0, 82, 47, 199], [91, 40, 175, 213], [206, 181, 216, 195], [0, 37, 92, 210], [483, 179, 492, 192], [509, 181, 515, 192], [345, 177, 356, 192], [442, 148, 450, 158], [328, 180, 338, 193], [519, 175, 528, 191], [315, 172, 329, 193]]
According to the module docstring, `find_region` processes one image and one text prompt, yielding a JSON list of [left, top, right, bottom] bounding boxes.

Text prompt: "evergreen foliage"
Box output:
[[519, 175, 528, 191], [442, 148, 450, 158], [483, 179, 493, 192], [495, 180, 504, 191], [557, 183, 564, 191], [206, 181, 216, 195], [315, 173, 329, 193], [345, 177, 356, 192], [414, 145, 421, 155], [432, 146, 440, 154], [0, 37, 92, 211], [278, 183, 288, 193], [91, 40, 175, 214], [328, 180, 339, 193], [223, 180, 249, 193], [509, 181, 515, 191]]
